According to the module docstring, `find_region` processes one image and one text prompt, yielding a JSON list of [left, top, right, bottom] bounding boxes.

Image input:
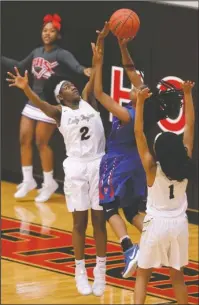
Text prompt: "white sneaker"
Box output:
[[75, 268, 92, 296], [14, 179, 37, 199], [92, 266, 106, 297], [34, 180, 58, 203]]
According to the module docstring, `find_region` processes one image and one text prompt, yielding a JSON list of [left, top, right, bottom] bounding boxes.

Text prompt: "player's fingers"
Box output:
[[14, 66, 20, 76], [91, 42, 95, 51], [9, 83, 16, 87], [7, 71, 16, 79], [104, 21, 109, 28], [142, 87, 150, 93], [6, 78, 15, 82], [25, 70, 28, 79]]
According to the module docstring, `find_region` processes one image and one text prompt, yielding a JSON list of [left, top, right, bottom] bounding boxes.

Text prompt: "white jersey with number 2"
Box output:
[[58, 99, 105, 160], [146, 163, 188, 218]]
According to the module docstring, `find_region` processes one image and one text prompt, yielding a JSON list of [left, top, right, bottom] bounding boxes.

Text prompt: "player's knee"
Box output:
[[103, 206, 119, 222], [20, 132, 32, 147], [123, 206, 139, 224], [170, 268, 184, 283], [73, 221, 87, 235], [36, 137, 49, 151], [91, 210, 106, 231]]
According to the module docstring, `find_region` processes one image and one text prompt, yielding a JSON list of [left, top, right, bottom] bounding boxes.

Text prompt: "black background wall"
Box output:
[[1, 1, 198, 211]]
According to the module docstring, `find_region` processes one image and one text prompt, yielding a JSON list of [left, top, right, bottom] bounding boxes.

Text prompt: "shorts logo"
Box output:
[[2, 217, 198, 304], [104, 187, 109, 194]]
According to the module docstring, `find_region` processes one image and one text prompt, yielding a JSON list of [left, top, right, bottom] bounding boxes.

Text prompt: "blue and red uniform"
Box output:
[[99, 103, 146, 210]]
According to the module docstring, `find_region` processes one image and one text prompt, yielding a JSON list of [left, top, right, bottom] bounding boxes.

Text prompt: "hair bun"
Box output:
[[43, 14, 53, 23], [53, 14, 61, 23]]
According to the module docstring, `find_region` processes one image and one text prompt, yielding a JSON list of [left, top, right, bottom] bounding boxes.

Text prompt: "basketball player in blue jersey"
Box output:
[[6, 25, 110, 297], [93, 23, 184, 278], [2, 14, 91, 203]]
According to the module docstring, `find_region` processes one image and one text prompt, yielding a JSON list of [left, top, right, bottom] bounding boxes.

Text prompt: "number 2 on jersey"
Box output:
[[169, 184, 175, 199], [80, 126, 90, 141]]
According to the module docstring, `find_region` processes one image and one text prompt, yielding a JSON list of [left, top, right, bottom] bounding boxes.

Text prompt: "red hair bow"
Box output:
[[43, 14, 61, 31]]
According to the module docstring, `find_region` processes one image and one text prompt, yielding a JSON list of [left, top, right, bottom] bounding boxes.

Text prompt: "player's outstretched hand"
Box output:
[[137, 87, 152, 102], [118, 37, 133, 47], [91, 42, 103, 65], [181, 81, 195, 94], [6, 67, 28, 90], [96, 21, 110, 40]]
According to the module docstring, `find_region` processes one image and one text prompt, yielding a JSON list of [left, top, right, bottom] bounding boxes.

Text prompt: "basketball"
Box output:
[[109, 8, 140, 39]]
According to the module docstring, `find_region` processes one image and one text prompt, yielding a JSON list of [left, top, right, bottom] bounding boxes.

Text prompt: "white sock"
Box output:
[[22, 166, 33, 182], [96, 256, 106, 269], [75, 259, 85, 269], [43, 171, 54, 185]]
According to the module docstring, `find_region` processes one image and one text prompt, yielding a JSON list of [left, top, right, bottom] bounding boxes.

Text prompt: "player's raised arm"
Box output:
[[93, 27, 131, 124], [82, 22, 110, 108], [134, 87, 156, 185], [118, 38, 143, 88], [181, 81, 195, 158], [6, 67, 61, 123]]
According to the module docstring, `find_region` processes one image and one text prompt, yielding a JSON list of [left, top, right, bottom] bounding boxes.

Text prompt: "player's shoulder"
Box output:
[[123, 102, 135, 122], [33, 46, 44, 53], [56, 47, 70, 55], [80, 99, 91, 108]]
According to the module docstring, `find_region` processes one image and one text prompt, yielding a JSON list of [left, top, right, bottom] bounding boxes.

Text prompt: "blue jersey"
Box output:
[[106, 103, 137, 156], [99, 103, 146, 206]]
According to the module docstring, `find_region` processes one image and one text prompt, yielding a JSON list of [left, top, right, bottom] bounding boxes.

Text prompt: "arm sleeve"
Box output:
[[57, 49, 85, 74], [1, 51, 33, 72]]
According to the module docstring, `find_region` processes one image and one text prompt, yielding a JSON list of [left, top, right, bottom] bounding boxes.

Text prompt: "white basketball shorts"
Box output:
[[138, 214, 189, 270], [63, 157, 103, 212]]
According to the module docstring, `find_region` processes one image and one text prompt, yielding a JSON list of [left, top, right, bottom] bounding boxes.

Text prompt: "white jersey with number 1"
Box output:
[[58, 99, 105, 160], [146, 163, 188, 218]]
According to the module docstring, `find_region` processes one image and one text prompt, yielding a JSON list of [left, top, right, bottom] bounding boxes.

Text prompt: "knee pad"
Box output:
[[103, 206, 119, 222], [123, 201, 140, 224]]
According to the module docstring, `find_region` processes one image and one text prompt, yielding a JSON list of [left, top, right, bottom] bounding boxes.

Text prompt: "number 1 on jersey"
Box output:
[[169, 184, 175, 199]]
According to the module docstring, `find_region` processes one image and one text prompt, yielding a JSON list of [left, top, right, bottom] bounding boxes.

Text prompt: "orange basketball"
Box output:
[[109, 8, 140, 39]]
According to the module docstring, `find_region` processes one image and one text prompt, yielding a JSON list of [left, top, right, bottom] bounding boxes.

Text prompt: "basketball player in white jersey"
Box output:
[[133, 80, 195, 304], [6, 24, 110, 297]]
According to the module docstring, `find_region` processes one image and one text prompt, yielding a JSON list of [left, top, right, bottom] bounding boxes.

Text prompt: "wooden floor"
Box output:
[[1, 181, 199, 304]]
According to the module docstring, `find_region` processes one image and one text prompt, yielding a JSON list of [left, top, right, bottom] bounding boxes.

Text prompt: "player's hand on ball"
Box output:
[[6, 67, 28, 90], [91, 42, 103, 65], [181, 80, 195, 94], [137, 87, 152, 102], [118, 37, 133, 47], [96, 21, 110, 39]]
